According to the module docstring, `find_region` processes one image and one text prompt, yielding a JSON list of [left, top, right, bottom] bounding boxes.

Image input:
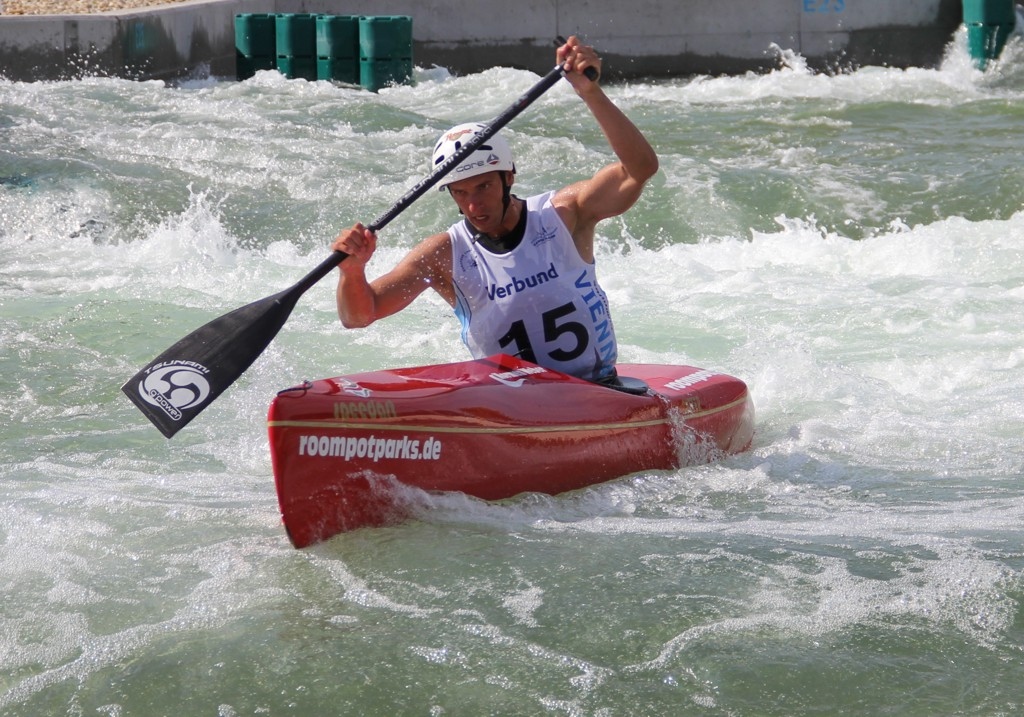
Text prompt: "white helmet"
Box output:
[[432, 122, 515, 192]]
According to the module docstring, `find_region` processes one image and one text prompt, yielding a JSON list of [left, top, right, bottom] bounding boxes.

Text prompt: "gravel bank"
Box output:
[[2, 0, 193, 14]]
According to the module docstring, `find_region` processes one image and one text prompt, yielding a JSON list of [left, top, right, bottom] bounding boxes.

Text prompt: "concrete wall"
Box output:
[[0, 0, 964, 83], [0, 0, 244, 81]]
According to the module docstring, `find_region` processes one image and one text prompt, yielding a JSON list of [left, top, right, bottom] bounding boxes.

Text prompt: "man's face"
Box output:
[[447, 171, 511, 235]]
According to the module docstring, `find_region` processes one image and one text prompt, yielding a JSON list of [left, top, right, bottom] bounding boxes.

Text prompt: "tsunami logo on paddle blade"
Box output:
[[138, 361, 212, 421]]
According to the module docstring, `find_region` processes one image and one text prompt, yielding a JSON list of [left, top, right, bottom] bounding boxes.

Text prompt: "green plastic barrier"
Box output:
[[235, 13, 276, 80], [360, 57, 413, 92], [963, 0, 1017, 69], [317, 15, 359, 84], [235, 13, 412, 88], [276, 13, 317, 58], [359, 16, 413, 92], [359, 16, 413, 59]]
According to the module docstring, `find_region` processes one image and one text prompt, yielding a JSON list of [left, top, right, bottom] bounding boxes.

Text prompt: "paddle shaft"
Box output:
[[222, 34, 598, 299]]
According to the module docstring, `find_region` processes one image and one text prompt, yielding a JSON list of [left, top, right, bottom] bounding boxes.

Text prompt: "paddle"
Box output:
[[122, 55, 590, 438]]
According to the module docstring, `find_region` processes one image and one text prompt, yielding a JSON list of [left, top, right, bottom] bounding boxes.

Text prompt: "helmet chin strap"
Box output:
[[500, 172, 512, 221]]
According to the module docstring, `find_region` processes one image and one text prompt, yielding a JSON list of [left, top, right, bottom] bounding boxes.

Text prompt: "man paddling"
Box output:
[[331, 35, 658, 384]]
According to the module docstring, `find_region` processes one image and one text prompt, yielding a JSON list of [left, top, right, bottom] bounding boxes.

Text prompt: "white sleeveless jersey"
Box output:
[[448, 190, 618, 382]]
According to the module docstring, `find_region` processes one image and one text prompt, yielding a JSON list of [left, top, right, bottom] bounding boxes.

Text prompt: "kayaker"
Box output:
[[331, 35, 658, 384]]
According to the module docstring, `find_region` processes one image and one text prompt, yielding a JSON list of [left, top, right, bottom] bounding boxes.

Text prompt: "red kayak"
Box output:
[[267, 353, 754, 547]]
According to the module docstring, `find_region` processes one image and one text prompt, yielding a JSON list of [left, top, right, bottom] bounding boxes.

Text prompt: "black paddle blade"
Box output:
[[121, 288, 301, 438]]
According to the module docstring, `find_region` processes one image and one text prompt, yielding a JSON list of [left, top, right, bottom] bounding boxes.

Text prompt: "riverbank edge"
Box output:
[[0, 0, 964, 83]]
